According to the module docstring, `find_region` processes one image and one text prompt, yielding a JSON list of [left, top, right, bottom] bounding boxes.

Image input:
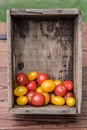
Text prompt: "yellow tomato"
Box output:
[[14, 86, 27, 96], [36, 86, 43, 93], [28, 71, 38, 81], [41, 80, 55, 92], [66, 97, 76, 107], [54, 80, 62, 86], [42, 92, 50, 105], [16, 96, 28, 106], [51, 96, 65, 106]]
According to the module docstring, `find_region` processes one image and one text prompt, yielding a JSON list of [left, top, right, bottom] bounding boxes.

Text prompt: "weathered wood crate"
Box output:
[[7, 9, 82, 114]]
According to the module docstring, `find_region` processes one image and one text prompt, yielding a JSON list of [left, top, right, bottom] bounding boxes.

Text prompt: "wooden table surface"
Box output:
[[0, 22, 87, 130]]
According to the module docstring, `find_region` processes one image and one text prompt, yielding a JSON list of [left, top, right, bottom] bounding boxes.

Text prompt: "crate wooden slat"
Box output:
[[7, 9, 82, 114]]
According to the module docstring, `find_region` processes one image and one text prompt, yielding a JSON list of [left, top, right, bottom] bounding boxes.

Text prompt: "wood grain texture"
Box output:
[[0, 22, 87, 129], [10, 9, 81, 16], [73, 14, 82, 113], [8, 9, 82, 114]]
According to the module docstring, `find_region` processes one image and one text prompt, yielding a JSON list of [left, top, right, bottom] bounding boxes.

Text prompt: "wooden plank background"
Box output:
[[0, 22, 87, 129]]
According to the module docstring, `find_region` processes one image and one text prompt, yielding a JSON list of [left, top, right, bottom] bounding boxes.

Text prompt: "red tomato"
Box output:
[[26, 91, 36, 104], [26, 81, 37, 91], [31, 93, 45, 106], [37, 73, 49, 85], [64, 92, 73, 100], [16, 73, 29, 86], [63, 80, 74, 91], [55, 84, 67, 97]]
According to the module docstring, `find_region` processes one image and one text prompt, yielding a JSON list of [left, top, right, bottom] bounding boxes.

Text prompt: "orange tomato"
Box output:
[[42, 92, 50, 105], [41, 80, 55, 92], [28, 71, 38, 81], [51, 96, 65, 106], [66, 97, 76, 106], [54, 80, 62, 86], [16, 96, 28, 106]]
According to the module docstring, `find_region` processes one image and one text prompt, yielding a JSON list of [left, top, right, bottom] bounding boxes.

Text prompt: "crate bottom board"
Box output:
[[9, 105, 77, 114]]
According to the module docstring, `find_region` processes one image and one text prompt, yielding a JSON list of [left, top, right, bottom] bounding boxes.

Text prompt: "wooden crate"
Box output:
[[7, 9, 82, 114]]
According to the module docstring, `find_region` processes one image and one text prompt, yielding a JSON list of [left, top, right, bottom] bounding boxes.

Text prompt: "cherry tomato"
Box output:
[[41, 80, 55, 93], [37, 73, 49, 85], [42, 92, 50, 105], [31, 93, 45, 106], [26, 91, 36, 104], [28, 71, 38, 81], [54, 80, 62, 86], [55, 84, 67, 97], [49, 93, 55, 103], [16, 73, 29, 86], [14, 86, 27, 96], [66, 97, 76, 106], [26, 81, 37, 91], [36, 86, 43, 93], [16, 96, 28, 106], [51, 96, 65, 106], [64, 92, 73, 100], [63, 80, 74, 91]]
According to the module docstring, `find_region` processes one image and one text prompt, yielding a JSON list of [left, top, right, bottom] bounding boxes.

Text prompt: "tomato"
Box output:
[[63, 80, 73, 91], [37, 73, 49, 85], [64, 92, 73, 100], [51, 96, 65, 106], [41, 80, 55, 93], [16, 73, 29, 86], [26, 81, 37, 91], [42, 92, 50, 105], [26, 91, 36, 104], [28, 71, 38, 81], [55, 84, 67, 97], [16, 96, 28, 106], [54, 80, 62, 86], [36, 86, 43, 93], [66, 97, 76, 106], [49, 93, 55, 103], [31, 93, 45, 106], [14, 86, 27, 96]]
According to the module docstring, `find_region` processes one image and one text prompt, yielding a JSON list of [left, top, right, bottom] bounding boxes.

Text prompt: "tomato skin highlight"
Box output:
[[55, 84, 67, 97], [26, 81, 37, 91], [37, 73, 49, 85], [31, 93, 45, 106], [16, 73, 29, 86], [63, 80, 74, 91], [26, 91, 36, 104], [14, 86, 27, 96]]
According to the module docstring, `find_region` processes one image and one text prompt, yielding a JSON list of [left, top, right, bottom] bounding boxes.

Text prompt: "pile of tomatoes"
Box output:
[[14, 71, 76, 107]]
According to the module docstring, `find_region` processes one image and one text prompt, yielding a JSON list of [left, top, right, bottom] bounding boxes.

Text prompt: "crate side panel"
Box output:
[[74, 15, 82, 114], [7, 10, 14, 109], [12, 17, 74, 81], [10, 105, 76, 114]]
